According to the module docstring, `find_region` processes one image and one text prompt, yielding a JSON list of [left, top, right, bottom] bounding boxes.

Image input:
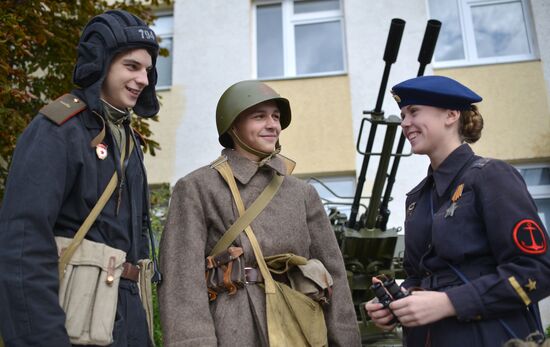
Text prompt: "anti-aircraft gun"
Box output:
[[322, 18, 441, 344]]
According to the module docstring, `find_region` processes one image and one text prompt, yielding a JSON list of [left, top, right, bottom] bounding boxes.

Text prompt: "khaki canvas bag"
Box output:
[[56, 236, 126, 345]]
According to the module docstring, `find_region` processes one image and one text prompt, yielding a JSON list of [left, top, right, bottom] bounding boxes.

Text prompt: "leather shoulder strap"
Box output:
[[211, 159, 281, 293], [210, 160, 283, 257], [40, 94, 87, 125], [58, 171, 117, 280]]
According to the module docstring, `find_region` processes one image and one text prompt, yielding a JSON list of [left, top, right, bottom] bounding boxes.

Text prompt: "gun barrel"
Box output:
[[377, 19, 442, 230], [375, 19, 406, 114], [384, 18, 406, 64], [365, 120, 400, 229], [417, 19, 441, 75], [348, 19, 406, 229]]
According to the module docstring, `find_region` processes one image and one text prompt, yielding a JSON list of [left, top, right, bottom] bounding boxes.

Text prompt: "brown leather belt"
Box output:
[[121, 262, 140, 282], [243, 267, 289, 285]]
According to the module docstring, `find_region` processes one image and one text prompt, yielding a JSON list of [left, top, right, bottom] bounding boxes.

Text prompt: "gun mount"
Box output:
[[320, 18, 441, 345]]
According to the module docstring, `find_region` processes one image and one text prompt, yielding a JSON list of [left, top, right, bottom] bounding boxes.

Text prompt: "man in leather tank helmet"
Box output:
[[0, 9, 160, 347]]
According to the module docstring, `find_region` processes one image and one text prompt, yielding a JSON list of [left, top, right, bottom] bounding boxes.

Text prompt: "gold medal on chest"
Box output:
[[445, 183, 464, 218]]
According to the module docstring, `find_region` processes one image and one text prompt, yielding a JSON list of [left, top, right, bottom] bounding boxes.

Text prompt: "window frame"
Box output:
[[305, 174, 357, 215], [253, 0, 347, 80], [427, 0, 539, 68], [516, 163, 550, 198], [515, 163, 550, 230], [151, 13, 174, 90]]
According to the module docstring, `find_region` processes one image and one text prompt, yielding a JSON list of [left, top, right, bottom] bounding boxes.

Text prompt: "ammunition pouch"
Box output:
[[56, 236, 126, 346], [205, 246, 246, 301]]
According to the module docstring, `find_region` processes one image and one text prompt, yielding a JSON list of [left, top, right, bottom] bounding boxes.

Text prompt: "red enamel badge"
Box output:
[[96, 143, 108, 160], [513, 219, 547, 254]]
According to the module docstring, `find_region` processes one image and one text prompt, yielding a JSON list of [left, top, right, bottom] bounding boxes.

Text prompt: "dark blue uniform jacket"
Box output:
[[0, 89, 150, 346], [402, 144, 550, 347]]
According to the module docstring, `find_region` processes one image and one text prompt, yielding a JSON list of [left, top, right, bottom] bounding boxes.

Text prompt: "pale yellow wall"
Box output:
[[266, 76, 356, 177], [435, 61, 550, 162], [144, 86, 185, 183]]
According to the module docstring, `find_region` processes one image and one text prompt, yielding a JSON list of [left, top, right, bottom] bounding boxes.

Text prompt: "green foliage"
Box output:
[[150, 182, 171, 244], [0, 0, 170, 201], [149, 183, 171, 346], [152, 279, 164, 346]]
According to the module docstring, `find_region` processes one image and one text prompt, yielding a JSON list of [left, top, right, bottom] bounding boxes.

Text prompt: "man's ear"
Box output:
[[445, 109, 461, 126]]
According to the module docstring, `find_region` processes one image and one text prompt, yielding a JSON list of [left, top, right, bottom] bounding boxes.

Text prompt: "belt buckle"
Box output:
[[244, 267, 254, 285]]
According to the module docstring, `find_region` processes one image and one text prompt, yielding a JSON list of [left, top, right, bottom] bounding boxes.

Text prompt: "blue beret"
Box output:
[[390, 75, 482, 110]]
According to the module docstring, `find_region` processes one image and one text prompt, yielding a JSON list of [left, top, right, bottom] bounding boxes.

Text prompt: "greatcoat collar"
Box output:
[[222, 148, 288, 185]]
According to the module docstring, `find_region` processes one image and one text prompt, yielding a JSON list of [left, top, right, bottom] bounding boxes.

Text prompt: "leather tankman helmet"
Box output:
[[73, 9, 160, 117]]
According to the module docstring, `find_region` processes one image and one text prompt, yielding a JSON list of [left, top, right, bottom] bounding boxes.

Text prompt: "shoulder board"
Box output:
[[471, 157, 492, 169], [39, 94, 87, 125]]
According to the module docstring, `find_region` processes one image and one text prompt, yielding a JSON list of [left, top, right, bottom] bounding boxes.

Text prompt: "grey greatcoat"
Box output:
[[159, 149, 360, 347]]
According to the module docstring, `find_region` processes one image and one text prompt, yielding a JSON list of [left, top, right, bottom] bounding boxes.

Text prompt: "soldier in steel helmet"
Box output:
[[158, 80, 360, 346], [0, 9, 160, 347]]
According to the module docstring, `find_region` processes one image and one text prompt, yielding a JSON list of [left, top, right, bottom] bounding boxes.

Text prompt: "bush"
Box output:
[[149, 183, 171, 346], [0, 0, 169, 203]]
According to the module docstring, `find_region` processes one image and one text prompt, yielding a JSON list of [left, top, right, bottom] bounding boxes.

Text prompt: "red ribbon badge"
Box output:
[[513, 219, 547, 254]]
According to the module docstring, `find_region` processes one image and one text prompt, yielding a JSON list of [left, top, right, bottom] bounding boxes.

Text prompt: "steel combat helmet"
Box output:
[[73, 9, 160, 117], [216, 80, 291, 148]]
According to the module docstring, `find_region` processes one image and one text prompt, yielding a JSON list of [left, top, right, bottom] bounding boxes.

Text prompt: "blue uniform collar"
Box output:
[[430, 144, 475, 197]]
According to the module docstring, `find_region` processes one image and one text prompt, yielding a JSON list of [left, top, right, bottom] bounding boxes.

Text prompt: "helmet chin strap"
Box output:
[[230, 129, 281, 166]]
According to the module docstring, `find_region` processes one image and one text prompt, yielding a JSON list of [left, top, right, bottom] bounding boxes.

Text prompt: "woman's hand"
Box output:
[[364, 299, 398, 331], [389, 290, 456, 327]]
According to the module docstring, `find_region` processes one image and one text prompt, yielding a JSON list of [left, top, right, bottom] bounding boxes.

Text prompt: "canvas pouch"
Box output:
[[56, 236, 126, 346]]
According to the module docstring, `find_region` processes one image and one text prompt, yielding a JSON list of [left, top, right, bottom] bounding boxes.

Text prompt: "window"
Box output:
[[427, 0, 538, 67], [254, 0, 346, 79], [517, 165, 550, 232], [306, 175, 356, 216], [151, 15, 173, 89]]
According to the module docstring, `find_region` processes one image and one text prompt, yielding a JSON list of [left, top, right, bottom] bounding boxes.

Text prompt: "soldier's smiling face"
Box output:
[[400, 104, 460, 157], [231, 100, 282, 161], [101, 48, 152, 109]]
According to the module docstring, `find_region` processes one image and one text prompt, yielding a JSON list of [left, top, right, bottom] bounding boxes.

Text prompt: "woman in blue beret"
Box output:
[[365, 75, 550, 346]]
